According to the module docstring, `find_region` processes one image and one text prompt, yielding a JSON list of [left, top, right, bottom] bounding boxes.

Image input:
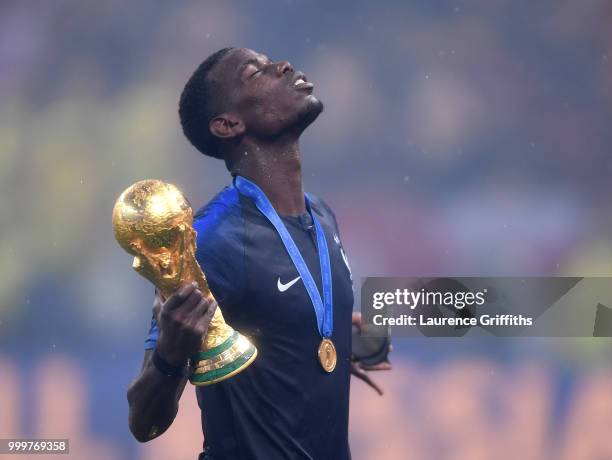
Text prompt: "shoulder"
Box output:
[[192, 185, 244, 258], [193, 185, 242, 231], [193, 185, 247, 304], [306, 192, 334, 214], [306, 193, 338, 224]]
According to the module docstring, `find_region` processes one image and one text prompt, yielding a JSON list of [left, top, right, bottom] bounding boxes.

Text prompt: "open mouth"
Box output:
[[293, 73, 314, 91]]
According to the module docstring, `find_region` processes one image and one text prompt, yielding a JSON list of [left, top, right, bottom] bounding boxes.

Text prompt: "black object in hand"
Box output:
[[351, 325, 391, 367]]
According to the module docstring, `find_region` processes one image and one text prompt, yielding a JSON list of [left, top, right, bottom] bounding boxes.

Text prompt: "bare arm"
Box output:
[[127, 282, 216, 442], [127, 349, 189, 441]]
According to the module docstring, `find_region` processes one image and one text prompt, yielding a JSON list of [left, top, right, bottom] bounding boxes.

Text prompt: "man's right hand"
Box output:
[[154, 281, 217, 367]]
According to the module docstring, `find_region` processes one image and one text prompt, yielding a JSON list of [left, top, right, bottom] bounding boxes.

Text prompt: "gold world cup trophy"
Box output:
[[112, 180, 257, 385]]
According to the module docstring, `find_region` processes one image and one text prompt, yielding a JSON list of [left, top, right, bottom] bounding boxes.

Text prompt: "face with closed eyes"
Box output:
[[208, 48, 324, 141]]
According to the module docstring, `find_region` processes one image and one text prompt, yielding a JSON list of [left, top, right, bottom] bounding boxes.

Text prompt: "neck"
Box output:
[[229, 137, 306, 216]]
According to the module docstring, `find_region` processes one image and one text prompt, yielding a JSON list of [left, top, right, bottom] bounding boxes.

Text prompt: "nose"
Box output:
[[276, 60, 294, 76]]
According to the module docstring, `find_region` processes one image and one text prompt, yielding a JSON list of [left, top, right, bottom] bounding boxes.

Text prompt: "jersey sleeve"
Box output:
[[144, 314, 159, 350]]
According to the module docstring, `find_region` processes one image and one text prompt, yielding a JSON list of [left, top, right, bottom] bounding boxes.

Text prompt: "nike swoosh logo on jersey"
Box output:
[[277, 276, 301, 292]]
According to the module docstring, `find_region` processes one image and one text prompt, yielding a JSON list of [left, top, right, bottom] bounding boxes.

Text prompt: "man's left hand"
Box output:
[[350, 312, 392, 396]]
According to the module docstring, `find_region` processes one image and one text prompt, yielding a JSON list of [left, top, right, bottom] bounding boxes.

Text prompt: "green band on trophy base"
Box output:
[[195, 331, 239, 361], [190, 344, 257, 385]]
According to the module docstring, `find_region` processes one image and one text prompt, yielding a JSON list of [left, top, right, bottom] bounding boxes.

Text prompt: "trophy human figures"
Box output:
[[112, 179, 257, 385]]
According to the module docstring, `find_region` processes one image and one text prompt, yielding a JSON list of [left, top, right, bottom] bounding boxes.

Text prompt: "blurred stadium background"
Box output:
[[2, 0, 612, 458]]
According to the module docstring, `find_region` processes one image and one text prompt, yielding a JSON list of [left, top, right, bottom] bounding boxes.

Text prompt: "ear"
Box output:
[[209, 114, 245, 139]]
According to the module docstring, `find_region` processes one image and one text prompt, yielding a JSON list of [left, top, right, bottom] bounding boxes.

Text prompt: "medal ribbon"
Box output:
[[234, 175, 333, 339]]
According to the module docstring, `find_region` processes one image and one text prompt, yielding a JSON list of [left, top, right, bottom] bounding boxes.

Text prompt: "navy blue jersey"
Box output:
[[144, 179, 354, 460]]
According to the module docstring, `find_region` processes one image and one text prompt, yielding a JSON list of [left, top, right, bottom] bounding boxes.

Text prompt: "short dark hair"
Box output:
[[179, 47, 235, 159]]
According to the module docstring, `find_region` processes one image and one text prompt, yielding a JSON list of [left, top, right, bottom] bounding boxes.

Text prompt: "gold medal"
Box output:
[[318, 338, 337, 373]]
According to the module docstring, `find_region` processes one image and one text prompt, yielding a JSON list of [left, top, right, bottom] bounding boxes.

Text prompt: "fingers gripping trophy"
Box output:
[[112, 180, 257, 385]]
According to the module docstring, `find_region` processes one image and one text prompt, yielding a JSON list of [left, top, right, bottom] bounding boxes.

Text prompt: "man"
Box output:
[[127, 47, 390, 460]]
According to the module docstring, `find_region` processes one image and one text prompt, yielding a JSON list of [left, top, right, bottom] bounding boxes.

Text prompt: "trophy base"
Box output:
[[189, 331, 258, 386]]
